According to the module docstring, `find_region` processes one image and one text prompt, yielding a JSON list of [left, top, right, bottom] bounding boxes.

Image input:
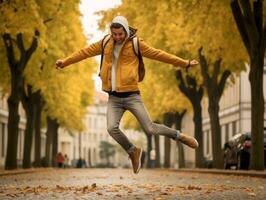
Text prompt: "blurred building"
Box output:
[[0, 92, 47, 168], [0, 94, 27, 167]]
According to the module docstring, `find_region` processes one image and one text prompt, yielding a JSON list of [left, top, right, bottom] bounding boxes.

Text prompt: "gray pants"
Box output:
[[107, 93, 178, 154]]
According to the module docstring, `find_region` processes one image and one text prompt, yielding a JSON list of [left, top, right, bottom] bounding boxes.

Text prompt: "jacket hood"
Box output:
[[111, 16, 130, 37]]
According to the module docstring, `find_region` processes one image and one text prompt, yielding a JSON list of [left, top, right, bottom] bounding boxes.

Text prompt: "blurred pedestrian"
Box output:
[[56, 152, 64, 168], [56, 15, 199, 174]]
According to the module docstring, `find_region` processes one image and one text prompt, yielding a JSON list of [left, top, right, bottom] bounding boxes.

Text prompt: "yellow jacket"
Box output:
[[61, 35, 188, 93]]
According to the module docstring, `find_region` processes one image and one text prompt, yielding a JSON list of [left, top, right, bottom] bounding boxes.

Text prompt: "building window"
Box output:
[[94, 118, 97, 129], [89, 117, 92, 128]]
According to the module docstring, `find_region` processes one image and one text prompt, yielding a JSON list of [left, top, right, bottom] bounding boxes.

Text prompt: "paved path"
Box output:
[[0, 168, 265, 199]]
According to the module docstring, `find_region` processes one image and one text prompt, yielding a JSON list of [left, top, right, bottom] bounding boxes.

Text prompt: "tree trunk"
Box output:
[[174, 111, 186, 168], [163, 113, 175, 168], [146, 134, 152, 168], [208, 99, 223, 168], [176, 70, 204, 168], [34, 90, 43, 167], [5, 74, 23, 169], [154, 135, 161, 168], [22, 85, 36, 169], [230, 0, 265, 170], [2, 32, 39, 169], [192, 103, 204, 168], [164, 137, 171, 168], [198, 48, 231, 169], [249, 54, 265, 170], [176, 143, 185, 168], [52, 119, 59, 167]]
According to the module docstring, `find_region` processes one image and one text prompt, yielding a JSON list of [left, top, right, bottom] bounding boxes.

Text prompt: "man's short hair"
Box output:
[[110, 23, 126, 32]]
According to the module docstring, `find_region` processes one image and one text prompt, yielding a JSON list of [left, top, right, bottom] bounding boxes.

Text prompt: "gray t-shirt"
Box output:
[[111, 43, 123, 91]]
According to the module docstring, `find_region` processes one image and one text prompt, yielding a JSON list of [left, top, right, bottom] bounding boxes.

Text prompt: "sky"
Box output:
[[79, 0, 121, 91]]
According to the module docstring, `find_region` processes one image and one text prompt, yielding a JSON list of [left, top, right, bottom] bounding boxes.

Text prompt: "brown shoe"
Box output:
[[178, 133, 199, 149], [128, 147, 142, 174]]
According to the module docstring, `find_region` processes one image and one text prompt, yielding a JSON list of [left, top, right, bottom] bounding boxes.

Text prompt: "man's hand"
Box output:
[[185, 59, 198, 71], [55, 60, 64, 69], [189, 59, 199, 66]]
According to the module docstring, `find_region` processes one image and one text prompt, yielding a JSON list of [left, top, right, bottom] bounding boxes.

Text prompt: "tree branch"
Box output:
[[218, 70, 231, 99], [186, 74, 197, 89], [2, 33, 16, 70], [240, 0, 259, 44], [21, 78, 28, 111], [23, 30, 39, 70], [198, 47, 212, 89], [212, 58, 222, 84], [43, 18, 53, 24], [253, 0, 263, 36], [230, 0, 251, 55], [176, 70, 189, 97], [16, 33, 25, 53], [174, 109, 187, 124]]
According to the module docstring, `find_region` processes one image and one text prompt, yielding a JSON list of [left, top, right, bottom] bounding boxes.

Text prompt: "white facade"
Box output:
[[201, 64, 266, 159], [0, 93, 48, 168]]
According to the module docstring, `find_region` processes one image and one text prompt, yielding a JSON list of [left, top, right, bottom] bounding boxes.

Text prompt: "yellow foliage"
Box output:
[[0, 0, 96, 131]]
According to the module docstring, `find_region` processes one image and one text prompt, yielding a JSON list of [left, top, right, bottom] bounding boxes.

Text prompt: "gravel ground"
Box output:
[[0, 168, 265, 200]]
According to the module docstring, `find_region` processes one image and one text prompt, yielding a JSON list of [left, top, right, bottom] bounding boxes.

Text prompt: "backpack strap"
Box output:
[[132, 37, 145, 82], [132, 37, 139, 56], [99, 34, 111, 76]]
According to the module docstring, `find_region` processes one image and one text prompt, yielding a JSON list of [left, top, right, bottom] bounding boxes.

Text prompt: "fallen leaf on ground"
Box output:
[[248, 192, 256, 197], [187, 185, 202, 190]]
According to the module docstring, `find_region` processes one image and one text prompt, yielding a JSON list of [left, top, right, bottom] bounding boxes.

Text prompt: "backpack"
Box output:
[[99, 34, 145, 82]]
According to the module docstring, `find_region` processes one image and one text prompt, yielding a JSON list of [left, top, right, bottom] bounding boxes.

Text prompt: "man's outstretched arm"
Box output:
[[139, 38, 198, 69], [56, 40, 102, 69]]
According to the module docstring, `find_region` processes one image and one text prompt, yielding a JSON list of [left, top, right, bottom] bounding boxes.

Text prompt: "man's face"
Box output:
[[111, 27, 127, 44]]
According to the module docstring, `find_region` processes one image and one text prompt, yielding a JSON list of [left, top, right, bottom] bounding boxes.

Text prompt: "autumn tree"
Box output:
[[230, 0, 266, 170], [0, 0, 96, 169], [0, 0, 46, 169], [176, 70, 204, 167]]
